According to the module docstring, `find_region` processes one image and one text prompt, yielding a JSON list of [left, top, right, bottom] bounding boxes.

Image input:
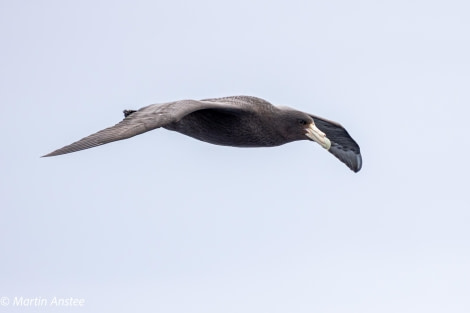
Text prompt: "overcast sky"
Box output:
[[1, 0, 469, 312]]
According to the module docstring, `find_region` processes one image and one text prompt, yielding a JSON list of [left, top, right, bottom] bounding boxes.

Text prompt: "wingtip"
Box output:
[[352, 153, 362, 173], [41, 150, 63, 158]]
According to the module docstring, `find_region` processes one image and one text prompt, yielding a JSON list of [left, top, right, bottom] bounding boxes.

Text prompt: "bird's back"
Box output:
[[162, 96, 284, 147]]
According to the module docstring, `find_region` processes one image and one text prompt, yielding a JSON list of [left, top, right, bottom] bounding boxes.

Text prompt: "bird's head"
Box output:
[[278, 108, 331, 150]]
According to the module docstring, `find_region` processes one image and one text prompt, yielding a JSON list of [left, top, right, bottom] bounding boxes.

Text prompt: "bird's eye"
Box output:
[[298, 119, 307, 125]]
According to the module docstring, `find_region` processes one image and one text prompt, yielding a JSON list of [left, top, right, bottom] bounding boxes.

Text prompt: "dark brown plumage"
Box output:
[[42, 96, 362, 172]]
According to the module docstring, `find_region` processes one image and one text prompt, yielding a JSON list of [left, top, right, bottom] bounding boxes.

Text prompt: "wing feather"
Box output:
[[310, 114, 362, 172], [42, 99, 249, 157]]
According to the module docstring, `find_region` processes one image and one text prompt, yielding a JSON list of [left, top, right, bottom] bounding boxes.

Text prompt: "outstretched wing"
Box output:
[[42, 99, 248, 157], [310, 114, 362, 172]]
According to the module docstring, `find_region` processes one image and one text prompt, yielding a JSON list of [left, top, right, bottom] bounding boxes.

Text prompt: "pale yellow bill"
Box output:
[[305, 122, 331, 150]]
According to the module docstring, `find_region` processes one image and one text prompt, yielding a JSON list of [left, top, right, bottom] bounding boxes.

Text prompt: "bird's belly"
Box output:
[[163, 111, 281, 147]]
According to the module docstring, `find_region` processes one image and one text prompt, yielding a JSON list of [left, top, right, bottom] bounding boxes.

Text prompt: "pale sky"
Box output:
[[1, 0, 469, 312]]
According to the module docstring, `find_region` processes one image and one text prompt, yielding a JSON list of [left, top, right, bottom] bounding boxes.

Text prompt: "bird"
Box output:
[[42, 96, 362, 172]]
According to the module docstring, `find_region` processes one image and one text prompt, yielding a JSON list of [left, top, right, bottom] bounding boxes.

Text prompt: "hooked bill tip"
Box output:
[[305, 123, 331, 150]]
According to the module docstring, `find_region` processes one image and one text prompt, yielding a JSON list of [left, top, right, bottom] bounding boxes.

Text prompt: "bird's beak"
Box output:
[[305, 122, 331, 150]]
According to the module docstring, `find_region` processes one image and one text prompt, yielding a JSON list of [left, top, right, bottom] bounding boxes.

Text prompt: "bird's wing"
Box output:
[[42, 99, 247, 157], [309, 114, 362, 172]]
